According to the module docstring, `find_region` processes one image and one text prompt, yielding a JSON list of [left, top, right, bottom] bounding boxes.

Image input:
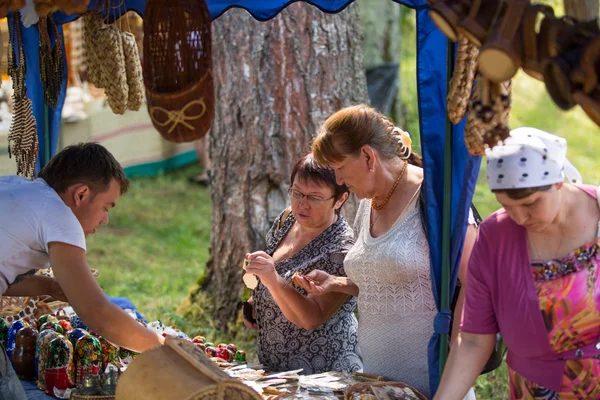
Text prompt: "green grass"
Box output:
[[86, 164, 212, 323]]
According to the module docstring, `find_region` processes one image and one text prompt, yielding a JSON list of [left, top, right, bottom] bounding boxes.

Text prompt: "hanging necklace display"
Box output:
[[38, 15, 64, 108], [7, 12, 38, 179]]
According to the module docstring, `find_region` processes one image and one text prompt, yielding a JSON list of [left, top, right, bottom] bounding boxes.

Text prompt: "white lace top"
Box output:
[[344, 197, 436, 397]]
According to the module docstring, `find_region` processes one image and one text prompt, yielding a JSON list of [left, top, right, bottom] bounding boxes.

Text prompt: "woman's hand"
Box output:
[[245, 251, 281, 288], [293, 269, 337, 295]]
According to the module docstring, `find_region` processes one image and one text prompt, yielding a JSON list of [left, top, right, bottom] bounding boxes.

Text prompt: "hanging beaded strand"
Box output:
[[7, 12, 38, 179], [39, 15, 64, 108]]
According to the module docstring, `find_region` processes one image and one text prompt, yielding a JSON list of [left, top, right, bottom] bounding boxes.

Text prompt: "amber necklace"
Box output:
[[371, 161, 408, 211]]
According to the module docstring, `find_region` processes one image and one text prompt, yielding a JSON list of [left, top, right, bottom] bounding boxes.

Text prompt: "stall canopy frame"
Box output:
[[9, 0, 481, 395]]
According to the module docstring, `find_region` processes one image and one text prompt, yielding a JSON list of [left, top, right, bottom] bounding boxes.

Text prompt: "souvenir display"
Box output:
[[36, 330, 62, 391], [39, 321, 64, 335], [98, 336, 120, 370], [37, 314, 58, 329]]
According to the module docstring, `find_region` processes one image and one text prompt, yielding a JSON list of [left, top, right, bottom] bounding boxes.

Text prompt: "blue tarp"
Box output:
[[12, 0, 481, 395]]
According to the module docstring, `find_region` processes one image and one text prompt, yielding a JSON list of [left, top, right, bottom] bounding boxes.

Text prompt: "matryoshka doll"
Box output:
[[37, 314, 58, 329], [98, 337, 119, 370], [36, 330, 61, 391], [67, 328, 89, 349], [6, 319, 29, 363], [44, 336, 75, 395], [13, 326, 38, 380], [39, 321, 64, 335], [74, 335, 101, 385], [57, 320, 73, 333], [70, 315, 89, 331], [0, 318, 8, 348]]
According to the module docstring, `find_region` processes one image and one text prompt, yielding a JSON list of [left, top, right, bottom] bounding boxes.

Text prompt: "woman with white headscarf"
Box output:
[[434, 127, 600, 399]]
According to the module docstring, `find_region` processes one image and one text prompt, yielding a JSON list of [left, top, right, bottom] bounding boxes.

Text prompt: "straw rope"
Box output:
[[121, 30, 143, 111], [448, 35, 479, 124]]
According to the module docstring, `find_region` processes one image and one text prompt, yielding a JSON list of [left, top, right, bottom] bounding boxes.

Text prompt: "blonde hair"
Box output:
[[312, 104, 422, 167]]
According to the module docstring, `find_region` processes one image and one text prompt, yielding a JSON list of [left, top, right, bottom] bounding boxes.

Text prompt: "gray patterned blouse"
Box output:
[[253, 211, 362, 374]]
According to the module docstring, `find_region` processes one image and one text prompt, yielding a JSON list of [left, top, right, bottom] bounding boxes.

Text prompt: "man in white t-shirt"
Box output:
[[0, 143, 164, 398]]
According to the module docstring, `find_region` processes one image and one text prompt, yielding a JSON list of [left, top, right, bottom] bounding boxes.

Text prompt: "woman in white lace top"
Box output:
[[295, 104, 477, 398]]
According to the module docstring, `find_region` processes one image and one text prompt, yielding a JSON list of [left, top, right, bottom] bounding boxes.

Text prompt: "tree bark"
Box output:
[[187, 3, 368, 332]]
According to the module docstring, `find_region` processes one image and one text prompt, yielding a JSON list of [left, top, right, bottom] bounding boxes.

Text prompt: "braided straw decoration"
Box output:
[[465, 75, 486, 156], [83, 13, 128, 114], [448, 35, 479, 124], [83, 13, 104, 88], [121, 31, 144, 111], [7, 12, 38, 179]]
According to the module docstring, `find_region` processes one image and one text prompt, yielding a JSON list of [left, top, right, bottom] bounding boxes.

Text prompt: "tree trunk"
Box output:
[[186, 3, 368, 332]]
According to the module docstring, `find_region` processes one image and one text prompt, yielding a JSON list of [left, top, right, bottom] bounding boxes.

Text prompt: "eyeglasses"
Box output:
[[287, 188, 335, 205]]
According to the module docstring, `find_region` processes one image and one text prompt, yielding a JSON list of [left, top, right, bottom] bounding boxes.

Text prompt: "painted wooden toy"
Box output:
[[0, 318, 8, 348], [216, 347, 233, 362], [39, 321, 64, 335], [13, 326, 38, 380], [98, 337, 119, 370], [37, 314, 59, 330], [67, 328, 89, 349], [36, 330, 62, 391], [204, 346, 218, 358], [226, 343, 238, 353], [44, 336, 75, 395], [74, 335, 102, 385], [57, 320, 73, 333], [192, 335, 205, 344], [234, 350, 247, 363], [7, 319, 29, 363]]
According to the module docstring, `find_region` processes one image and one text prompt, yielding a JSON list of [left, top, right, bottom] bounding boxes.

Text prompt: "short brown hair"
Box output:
[[492, 185, 552, 200], [291, 153, 349, 202], [312, 104, 423, 167], [38, 142, 129, 195]]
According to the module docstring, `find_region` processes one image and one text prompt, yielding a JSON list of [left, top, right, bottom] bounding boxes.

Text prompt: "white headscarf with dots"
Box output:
[[485, 127, 582, 190]]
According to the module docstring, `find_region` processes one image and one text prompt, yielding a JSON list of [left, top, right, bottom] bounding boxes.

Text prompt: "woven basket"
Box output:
[[71, 395, 114, 400], [143, 0, 214, 143], [116, 338, 261, 400], [344, 381, 427, 400]]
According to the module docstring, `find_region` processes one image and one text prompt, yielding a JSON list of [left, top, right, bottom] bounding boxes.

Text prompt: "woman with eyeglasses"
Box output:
[[243, 153, 362, 374], [293, 104, 477, 398]]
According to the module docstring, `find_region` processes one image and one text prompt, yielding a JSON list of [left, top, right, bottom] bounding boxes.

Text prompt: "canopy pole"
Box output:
[[43, 104, 50, 166], [439, 37, 454, 374]]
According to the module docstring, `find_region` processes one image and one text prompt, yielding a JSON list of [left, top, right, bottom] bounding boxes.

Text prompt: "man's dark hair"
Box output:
[[38, 142, 129, 195]]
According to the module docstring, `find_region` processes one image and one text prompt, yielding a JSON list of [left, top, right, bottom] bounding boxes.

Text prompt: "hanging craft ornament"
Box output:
[[448, 34, 478, 124], [83, 12, 129, 114], [38, 15, 64, 109], [7, 12, 38, 179], [121, 30, 144, 112], [143, 0, 214, 143]]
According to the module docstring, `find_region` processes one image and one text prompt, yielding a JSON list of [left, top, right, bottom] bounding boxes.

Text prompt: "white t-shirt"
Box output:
[[0, 176, 86, 294]]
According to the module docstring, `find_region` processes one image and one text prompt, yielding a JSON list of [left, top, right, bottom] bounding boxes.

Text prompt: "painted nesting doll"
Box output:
[[37, 314, 58, 329], [98, 337, 119, 370], [74, 335, 101, 385], [67, 328, 89, 349], [0, 318, 8, 348], [57, 320, 73, 333], [13, 326, 38, 380], [39, 321, 64, 335], [6, 319, 29, 363], [36, 330, 62, 391], [44, 336, 75, 395]]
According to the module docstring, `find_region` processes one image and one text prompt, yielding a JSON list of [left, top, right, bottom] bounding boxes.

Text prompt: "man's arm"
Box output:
[[3, 275, 67, 301], [49, 242, 164, 352]]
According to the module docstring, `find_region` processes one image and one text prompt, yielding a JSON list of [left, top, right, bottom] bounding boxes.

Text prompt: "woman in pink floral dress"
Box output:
[[434, 127, 600, 400]]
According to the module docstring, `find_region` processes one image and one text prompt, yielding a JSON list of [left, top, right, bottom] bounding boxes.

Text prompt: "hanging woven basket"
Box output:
[[143, 0, 214, 143]]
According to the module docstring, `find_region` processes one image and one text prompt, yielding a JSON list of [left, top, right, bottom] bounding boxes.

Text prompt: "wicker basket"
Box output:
[[71, 394, 115, 400], [143, 0, 214, 143], [116, 338, 261, 400], [344, 381, 427, 400]]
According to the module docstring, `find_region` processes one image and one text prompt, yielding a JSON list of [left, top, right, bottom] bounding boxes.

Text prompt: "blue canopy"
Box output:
[[12, 0, 481, 395]]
